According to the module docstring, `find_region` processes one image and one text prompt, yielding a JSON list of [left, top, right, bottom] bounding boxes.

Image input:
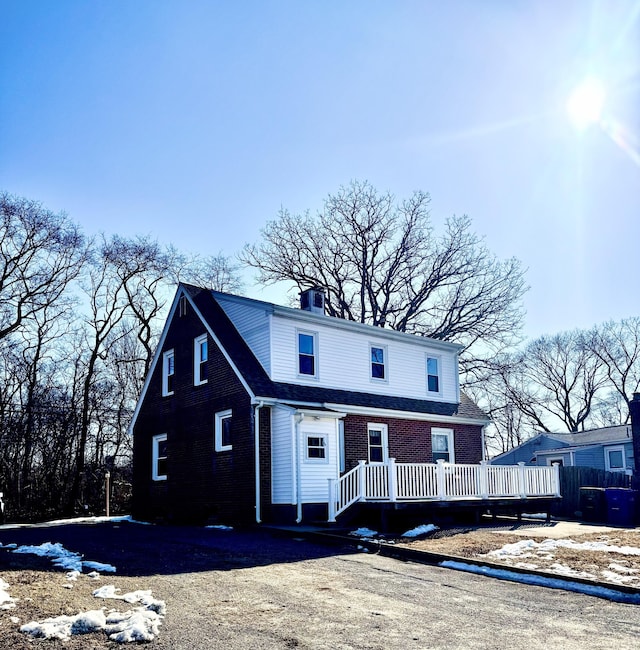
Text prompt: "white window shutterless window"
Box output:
[[431, 428, 454, 463], [215, 409, 232, 452], [426, 355, 441, 395], [367, 424, 388, 463], [605, 446, 626, 471], [370, 344, 387, 381], [297, 331, 318, 378], [194, 334, 208, 386], [162, 350, 175, 396], [306, 435, 328, 462], [152, 434, 168, 481]]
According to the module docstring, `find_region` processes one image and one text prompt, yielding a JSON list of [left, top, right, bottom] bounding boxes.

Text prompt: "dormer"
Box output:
[[300, 287, 325, 315]]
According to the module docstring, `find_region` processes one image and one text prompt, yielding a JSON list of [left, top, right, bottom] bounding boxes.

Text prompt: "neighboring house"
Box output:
[[490, 425, 635, 475], [130, 284, 492, 525]]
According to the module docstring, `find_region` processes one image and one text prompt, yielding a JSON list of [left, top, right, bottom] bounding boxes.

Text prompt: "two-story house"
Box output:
[[130, 284, 493, 525]]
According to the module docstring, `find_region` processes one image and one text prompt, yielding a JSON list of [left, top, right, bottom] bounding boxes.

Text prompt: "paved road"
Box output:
[[1, 521, 638, 649]]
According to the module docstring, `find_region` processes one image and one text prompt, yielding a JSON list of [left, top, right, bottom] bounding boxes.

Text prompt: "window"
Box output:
[[426, 356, 441, 394], [152, 434, 167, 481], [306, 435, 327, 460], [215, 409, 232, 452], [298, 331, 317, 377], [431, 428, 454, 463], [370, 345, 387, 381], [162, 350, 175, 396], [367, 424, 388, 463], [194, 334, 208, 385], [605, 446, 626, 472], [179, 295, 188, 317]]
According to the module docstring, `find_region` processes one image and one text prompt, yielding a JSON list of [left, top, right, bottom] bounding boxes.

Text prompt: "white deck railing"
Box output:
[[327, 460, 561, 522]]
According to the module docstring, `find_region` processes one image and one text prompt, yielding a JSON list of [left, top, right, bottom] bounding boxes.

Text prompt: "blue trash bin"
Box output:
[[605, 488, 638, 526]]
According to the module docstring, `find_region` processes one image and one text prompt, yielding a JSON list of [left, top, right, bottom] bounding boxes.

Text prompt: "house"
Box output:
[[490, 425, 635, 475], [130, 284, 556, 526]]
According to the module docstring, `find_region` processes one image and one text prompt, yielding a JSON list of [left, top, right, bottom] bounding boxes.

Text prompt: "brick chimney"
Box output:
[[630, 393, 640, 489]]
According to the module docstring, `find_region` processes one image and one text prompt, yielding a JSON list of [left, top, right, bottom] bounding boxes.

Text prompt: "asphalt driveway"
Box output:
[[0, 520, 638, 649]]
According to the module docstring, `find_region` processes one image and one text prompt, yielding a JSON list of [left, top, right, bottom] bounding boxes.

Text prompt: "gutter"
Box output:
[[294, 413, 305, 523], [253, 401, 265, 524]]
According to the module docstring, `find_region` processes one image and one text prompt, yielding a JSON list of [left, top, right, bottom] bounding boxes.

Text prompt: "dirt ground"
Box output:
[[395, 524, 640, 587]]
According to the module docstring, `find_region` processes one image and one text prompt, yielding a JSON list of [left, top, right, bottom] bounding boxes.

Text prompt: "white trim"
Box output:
[[152, 433, 167, 481], [162, 350, 175, 397], [305, 434, 329, 463], [426, 354, 442, 397], [367, 423, 389, 464], [193, 333, 208, 386], [296, 328, 319, 380], [431, 427, 455, 463], [215, 409, 233, 452], [604, 445, 627, 472]]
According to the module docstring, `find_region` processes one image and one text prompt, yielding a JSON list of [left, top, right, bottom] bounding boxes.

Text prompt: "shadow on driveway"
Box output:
[[0, 520, 356, 577]]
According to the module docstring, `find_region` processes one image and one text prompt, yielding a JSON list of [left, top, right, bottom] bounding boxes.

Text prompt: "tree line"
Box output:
[[1, 182, 636, 520]]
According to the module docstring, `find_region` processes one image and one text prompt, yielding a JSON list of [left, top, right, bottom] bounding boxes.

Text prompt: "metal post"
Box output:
[[105, 471, 110, 518]]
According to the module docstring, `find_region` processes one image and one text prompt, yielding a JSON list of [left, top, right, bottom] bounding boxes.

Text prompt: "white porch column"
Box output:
[[518, 462, 527, 498], [436, 459, 447, 500], [479, 460, 489, 499], [358, 460, 367, 501], [327, 478, 337, 523], [553, 463, 561, 497], [388, 458, 397, 502]]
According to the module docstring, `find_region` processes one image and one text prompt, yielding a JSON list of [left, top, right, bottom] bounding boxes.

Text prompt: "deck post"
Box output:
[[436, 459, 447, 500], [388, 458, 397, 502], [479, 460, 489, 499], [358, 460, 367, 501], [552, 462, 561, 497], [518, 462, 527, 498], [327, 478, 336, 523]]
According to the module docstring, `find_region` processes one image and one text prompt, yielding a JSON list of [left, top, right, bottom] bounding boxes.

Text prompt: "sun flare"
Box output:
[[566, 78, 606, 130]]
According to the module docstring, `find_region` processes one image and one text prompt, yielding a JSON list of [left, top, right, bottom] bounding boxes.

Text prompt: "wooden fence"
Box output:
[[556, 466, 631, 518]]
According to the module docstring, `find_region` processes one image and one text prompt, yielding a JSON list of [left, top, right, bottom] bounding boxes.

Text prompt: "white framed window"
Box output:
[[370, 344, 387, 381], [179, 295, 188, 317], [215, 409, 233, 452], [546, 457, 565, 466], [431, 428, 454, 463], [152, 434, 168, 481], [426, 355, 441, 395], [367, 423, 388, 464], [306, 435, 328, 462], [162, 350, 175, 396], [297, 330, 318, 378], [605, 446, 626, 472], [194, 334, 208, 386]]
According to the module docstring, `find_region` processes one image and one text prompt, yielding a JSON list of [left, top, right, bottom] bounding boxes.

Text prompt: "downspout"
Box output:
[[254, 401, 264, 524], [481, 425, 487, 462], [294, 413, 305, 523]]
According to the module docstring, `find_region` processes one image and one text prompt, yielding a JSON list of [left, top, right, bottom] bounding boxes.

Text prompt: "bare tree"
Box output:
[[0, 193, 87, 341], [241, 181, 526, 364], [172, 251, 244, 294]]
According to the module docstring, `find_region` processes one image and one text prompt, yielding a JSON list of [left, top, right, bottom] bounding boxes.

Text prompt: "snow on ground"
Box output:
[[349, 527, 379, 539], [486, 537, 640, 560], [402, 524, 439, 538], [10, 541, 116, 573], [0, 578, 16, 610]]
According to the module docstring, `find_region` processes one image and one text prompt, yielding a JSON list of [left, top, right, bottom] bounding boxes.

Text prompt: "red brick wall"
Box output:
[[342, 414, 483, 471]]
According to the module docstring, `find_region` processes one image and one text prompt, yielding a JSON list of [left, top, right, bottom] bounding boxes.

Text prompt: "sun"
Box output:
[[566, 78, 606, 130]]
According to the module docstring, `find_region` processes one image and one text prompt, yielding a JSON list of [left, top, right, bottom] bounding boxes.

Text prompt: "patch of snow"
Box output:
[[0, 578, 17, 610], [83, 560, 116, 573], [61, 583, 73, 590], [86, 571, 101, 580], [402, 524, 439, 538], [440, 560, 640, 604], [522, 513, 549, 520], [608, 563, 637, 575], [205, 524, 233, 530], [93, 585, 166, 616], [0, 514, 153, 531], [350, 527, 378, 539], [21, 609, 106, 640], [548, 563, 596, 579], [9, 616, 20, 624], [601, 570, 636, 584], [356, 545, 369, 553], [105, 608, 163, 643], [12, 542, 117, 575], [486, 537, 640, 560], [66, 570, 80, 581], [514, 562, 539, 570]]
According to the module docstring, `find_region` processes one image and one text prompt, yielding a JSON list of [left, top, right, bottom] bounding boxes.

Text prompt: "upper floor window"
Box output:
[[152, 433, 168, 481], [194, 334, 208, 386], [432, 428, 454, 463], [370, 345, 387, 381], [179, 295, 188, 317], [426, 356, 441, 394], [367, 424, 388, 463], [215, 409, 233, 452], [162, 350, 175, 396], [297, 331, 318, 377]]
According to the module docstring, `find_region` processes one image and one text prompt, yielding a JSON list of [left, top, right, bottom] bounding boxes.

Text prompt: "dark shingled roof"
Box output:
[[184, 284, 488, 422]]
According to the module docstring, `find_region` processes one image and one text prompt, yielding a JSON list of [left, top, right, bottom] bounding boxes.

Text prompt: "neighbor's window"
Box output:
[[431, 428, 454, 463], [367, 424, 388, 463], [370, 345, 387, 381], [194, 334, 208, 386], [426, 356, 440, 394], [162, 350, 175, 396], [606, 446, 626, 471], [215, 409, 233, 452], [306, 435, 327, 460], [152, 434, 168, 481], [298, 331, 317, 377], [178, 295, 188, 317]]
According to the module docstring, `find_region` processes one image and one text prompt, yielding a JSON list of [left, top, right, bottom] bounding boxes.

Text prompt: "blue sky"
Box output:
[[1, 1, 638, 340]]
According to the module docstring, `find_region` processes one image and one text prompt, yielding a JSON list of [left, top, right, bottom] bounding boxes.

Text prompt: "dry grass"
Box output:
[[397, 527, 640, 586]]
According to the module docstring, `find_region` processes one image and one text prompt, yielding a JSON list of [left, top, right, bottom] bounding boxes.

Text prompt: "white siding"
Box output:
[[216, 295, 272, 374], [270, 314, 458, 403], [298, 417, 339, 503], [271, 407, 294, 504]]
